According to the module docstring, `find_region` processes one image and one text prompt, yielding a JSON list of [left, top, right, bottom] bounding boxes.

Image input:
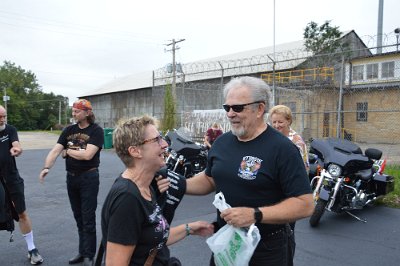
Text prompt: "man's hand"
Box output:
[[220, 207, 255, 228], [61, 149, 68, 159], [156, 175, 170, 193], [39, 168, 50, 183], [10, 146, 22, 157]]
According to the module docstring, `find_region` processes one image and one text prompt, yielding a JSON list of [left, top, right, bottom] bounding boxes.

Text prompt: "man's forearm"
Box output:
[[258, 194, 314, 224], [66, 144, 98, 161], [43, 146, 63, 169], [186, 172, 215, 195]]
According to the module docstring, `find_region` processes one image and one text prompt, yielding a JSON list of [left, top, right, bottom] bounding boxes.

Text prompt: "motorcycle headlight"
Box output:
[[327, 164, 342, 177]]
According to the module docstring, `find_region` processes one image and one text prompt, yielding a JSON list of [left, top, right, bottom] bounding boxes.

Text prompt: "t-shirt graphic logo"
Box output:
[[67, 133, 90, 150], [238, 156, 262, 180], [0, 134, 9, 143], [149, 204, 169, 249]]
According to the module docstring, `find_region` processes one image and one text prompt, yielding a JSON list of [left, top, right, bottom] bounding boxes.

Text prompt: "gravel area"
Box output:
[[18, 131, 59, 150]]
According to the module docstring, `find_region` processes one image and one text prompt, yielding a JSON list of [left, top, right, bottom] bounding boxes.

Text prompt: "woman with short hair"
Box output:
[[101, 115, 213, 266]]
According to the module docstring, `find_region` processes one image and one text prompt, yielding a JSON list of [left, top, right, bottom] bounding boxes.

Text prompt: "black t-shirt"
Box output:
[[57, 123, 104, 172], [101, 176, 170, 266], [206, 126, 311, 233], [0, 125, 21, 183]]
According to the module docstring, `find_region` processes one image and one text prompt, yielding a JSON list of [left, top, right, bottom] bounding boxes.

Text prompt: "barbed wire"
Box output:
[[154, 33, 399, 82]]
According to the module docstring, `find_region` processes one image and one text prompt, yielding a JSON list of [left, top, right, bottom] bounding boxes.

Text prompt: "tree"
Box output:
[[161, 84, 176, 132], [304, 21, 343, 54], [0, 61, 69, 130]]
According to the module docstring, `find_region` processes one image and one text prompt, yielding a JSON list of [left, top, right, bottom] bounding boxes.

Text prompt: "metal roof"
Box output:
[[80, 39, 309, 97]]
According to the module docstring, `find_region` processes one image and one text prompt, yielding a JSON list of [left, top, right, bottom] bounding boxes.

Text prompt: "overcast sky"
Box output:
[[0, 0, 399, 105]]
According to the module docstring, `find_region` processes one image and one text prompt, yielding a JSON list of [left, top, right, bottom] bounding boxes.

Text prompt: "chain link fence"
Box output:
[[88, 33, 400, 163], [151, 33, 400, 162]]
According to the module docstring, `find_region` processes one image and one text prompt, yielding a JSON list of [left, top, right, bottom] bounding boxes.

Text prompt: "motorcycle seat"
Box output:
[[355, 168, 373, 181]]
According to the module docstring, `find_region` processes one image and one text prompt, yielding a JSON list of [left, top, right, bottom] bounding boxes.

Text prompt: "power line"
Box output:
[[0, 10, 164, 45]]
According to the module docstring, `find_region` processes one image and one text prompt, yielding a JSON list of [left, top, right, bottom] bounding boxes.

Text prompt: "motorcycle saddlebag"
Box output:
[[373, 174, 395, 195]]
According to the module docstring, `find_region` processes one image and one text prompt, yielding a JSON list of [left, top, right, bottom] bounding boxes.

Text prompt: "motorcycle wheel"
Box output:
[[309, 199, 327, 227]]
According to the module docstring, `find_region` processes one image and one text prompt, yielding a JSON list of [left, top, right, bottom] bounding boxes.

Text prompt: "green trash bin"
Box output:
[[103, 128, 114, 149]]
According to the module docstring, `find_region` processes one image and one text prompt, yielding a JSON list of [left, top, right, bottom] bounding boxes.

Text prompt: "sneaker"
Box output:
[[28, 248, 44, 265]]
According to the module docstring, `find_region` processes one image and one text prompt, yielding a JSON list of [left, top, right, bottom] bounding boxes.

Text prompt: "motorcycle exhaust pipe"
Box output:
[[342, 184, 358, 195], [365, 197, 376, 205]]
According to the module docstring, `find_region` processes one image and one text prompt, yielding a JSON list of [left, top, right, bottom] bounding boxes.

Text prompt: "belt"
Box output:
[[67, 167, 98, 177]]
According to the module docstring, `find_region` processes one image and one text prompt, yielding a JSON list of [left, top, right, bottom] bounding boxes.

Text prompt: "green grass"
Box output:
[[44, 130, 62, 135], [376, 164, 400, 208]]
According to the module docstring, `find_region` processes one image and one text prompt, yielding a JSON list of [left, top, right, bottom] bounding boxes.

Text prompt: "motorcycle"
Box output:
[[164, 128, 208, 179], [308, 137, 394, 227]]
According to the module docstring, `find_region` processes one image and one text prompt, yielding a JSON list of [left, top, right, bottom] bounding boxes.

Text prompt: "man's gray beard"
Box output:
[[0, 124, 6, 131], [231, 127, 245, 138]]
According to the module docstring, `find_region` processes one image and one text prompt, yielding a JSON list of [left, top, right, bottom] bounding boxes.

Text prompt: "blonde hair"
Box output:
[[268, 105, 293, 125], [113, 115, 158, 167]]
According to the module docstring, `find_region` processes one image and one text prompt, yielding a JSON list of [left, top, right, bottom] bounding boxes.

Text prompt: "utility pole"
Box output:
[[58, 100, 62, 125], [3, 88, 10, 110], [376, 0, 384, 54], [267, 55, 276, 106], [165, 38, 185, 100]]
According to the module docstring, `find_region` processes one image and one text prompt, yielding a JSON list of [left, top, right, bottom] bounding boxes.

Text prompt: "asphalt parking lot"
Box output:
[[0, 132, 399, 265]]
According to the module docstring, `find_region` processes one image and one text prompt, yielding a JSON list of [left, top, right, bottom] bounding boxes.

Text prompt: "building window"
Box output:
[[366, 63, 378, 79], [382, 61, 395, 78], [352, 65, 364, 80], [356, 102, 368, 122]]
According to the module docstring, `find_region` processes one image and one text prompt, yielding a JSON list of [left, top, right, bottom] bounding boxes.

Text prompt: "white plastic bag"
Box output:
[[206, 192, 261, 266]]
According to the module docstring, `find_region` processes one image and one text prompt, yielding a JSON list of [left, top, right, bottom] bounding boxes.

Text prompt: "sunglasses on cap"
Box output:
[[222, 101, 265, 113]]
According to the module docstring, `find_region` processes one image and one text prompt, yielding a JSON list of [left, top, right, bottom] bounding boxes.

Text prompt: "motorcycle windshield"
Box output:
[[166, 128, 201, 156], [176, 127, 195, 144], [310, 138, 372, 174]]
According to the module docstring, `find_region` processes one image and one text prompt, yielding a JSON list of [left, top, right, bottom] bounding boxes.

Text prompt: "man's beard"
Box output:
[[231, 127, 245, 138], [0, 124, 6, 131]]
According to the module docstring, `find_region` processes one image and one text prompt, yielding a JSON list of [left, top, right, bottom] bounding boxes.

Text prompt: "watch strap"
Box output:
[[254, 207, 263, 223]]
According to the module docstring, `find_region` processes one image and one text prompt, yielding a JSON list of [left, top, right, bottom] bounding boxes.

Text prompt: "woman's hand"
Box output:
[[187, 221, 214, 237]]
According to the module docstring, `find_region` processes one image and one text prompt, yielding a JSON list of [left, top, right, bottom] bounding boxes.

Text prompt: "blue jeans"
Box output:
[[66, 169, 99, 259]]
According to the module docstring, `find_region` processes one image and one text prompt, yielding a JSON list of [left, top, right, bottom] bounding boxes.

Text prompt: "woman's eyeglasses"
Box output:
[[140, 134, 164, 146], [222, 101, 264, 113]]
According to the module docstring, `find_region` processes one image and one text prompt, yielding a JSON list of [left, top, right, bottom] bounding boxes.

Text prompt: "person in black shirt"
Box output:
[[0, 105, 44, 265], [101, 115, 213, 265], [185, 77, 314, 266], [39, 99, 104, 266]]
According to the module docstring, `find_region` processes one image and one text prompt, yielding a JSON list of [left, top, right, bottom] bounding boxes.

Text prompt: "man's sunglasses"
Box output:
[[222, 101, 265, 113]]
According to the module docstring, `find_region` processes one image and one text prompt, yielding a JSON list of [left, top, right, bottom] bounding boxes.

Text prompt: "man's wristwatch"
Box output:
[[254, 207, 263, 223]]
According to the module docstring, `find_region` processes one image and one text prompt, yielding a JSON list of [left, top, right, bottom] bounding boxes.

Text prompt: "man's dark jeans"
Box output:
[[210, 224, 295, 266], [67, 169, 99, 259]]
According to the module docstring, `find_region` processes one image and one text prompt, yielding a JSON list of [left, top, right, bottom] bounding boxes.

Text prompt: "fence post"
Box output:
[[336, 55, 345, 138]]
